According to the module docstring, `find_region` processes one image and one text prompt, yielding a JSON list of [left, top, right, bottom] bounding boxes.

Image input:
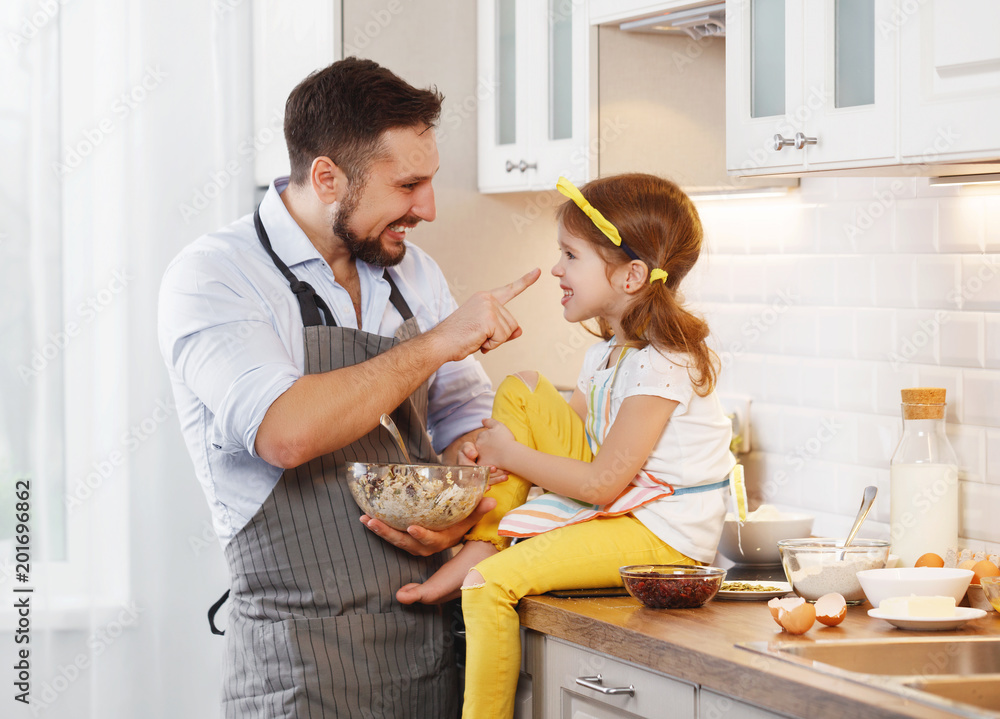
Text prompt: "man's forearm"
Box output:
[[255, 330, 451, 468]]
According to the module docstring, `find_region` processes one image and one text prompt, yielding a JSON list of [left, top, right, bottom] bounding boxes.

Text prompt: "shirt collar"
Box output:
[[258, 177, 327, 269]]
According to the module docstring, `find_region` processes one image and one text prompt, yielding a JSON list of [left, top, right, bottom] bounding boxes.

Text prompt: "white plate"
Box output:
[[716, 581, 793, 601], [867, 606, 986, 631]]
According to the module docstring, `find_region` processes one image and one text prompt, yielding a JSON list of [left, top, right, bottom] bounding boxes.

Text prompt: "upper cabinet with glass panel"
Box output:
[[728, 0, 1000, 177], [477, 0, 590, 192]]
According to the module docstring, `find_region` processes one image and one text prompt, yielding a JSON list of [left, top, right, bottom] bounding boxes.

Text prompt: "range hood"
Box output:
[[617, 2, 727, 39]]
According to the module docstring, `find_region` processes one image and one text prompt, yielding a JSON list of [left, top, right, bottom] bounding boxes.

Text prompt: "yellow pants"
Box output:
[[461, 374, 696, 719]]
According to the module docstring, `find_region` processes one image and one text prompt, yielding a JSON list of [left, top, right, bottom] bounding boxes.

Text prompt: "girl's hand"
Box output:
[[457, 439, 508, 486], [474, 418, 516, 469]]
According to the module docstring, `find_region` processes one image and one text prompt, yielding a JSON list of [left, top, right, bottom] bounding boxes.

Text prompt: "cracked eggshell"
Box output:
[[777, 601, 816, 635], [814, 592, 847, 626], [768, 596, 805, 627]]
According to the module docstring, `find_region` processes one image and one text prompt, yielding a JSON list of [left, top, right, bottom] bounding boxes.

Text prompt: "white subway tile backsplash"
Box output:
[[704, 176, 1000, 552], [938, 312, 984, 368], [798, 358, 838, 408], [872, 255, 916, 307], [816, 309, 856, 359], [961, 481, 1000, 545], [836, 256, 875, 306], [836, 362, 877, 412], [959, 254, 1000, 311], [855, 308, 896, 361], [857, 414, 899, 468], [894, 199, 937, 253], [986, 429, 1000, 485], [914, 255, 961, 309], [948, 424, 986, 483], [962, 370, 1000, 427], [938, 197, 985, 253], [893, 310, 940, 365], [780, 306, 819, 356], [985, 196, 1000, 252], [876, 362, 920, 416]]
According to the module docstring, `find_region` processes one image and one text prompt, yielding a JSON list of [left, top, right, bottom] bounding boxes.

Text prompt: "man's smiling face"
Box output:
[[333, 125, 439, 267]]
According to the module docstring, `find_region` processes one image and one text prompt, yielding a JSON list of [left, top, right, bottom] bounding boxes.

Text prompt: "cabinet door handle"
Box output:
[[772, 134, 795, 151], [506, 159, 538, 173], [794, 132, 817, 149], [575, 674, 635, 696], [505, 160, 517, 173]]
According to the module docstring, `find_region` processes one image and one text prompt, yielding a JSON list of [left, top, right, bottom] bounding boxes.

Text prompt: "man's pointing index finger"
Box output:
[[490, 268, 541, 305]]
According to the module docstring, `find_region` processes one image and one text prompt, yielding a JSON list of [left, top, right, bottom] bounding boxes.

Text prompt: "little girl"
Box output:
[[398, 173, 735, 719]]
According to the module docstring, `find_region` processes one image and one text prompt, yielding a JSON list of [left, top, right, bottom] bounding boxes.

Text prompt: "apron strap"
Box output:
[[254, 206, 333, 327], [253, 204, 415, 327], [207, 589, 230, 636]]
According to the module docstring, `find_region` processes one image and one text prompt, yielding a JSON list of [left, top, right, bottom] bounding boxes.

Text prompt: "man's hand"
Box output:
[[359, 496, 498, 557], [432, 268, 541, 361]]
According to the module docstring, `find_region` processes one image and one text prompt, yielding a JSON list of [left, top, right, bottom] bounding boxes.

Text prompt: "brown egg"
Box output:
[[777, 602, 816, 635], [959, 559, 978, 571], [914, 552, 945, 568], [971, 560, 1000, 585], [814, 593, 847, 627]]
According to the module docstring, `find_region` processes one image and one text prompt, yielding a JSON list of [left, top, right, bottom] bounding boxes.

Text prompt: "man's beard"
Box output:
[[332, 186, 407, 268]]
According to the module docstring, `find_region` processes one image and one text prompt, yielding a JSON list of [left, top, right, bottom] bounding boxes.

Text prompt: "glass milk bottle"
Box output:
[[889, 387, 959, 568]]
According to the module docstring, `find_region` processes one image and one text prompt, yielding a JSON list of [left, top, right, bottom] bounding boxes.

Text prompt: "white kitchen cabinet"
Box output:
[[589, 0, 724, 25], [727, 0, 897, 176], [541, 635, 697, 718], [899, 0, 1000, 164], [477, 0, 590, 192], [252, 0, 341, 186]]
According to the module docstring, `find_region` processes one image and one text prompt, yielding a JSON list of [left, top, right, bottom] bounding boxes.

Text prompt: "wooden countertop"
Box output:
[[518, 593, 1000, 719]]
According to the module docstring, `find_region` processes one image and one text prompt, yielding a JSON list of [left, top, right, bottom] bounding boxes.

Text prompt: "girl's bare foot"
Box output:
[[396, 541, 498, 605]]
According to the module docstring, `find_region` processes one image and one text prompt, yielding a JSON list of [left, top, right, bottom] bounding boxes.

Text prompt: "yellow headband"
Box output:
[[649, 268, 668, 284], [556, 176, 639, 261]]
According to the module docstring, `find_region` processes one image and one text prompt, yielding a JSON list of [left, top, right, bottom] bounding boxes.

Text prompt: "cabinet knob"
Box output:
[[772, 134, 795, 151], [794, 132, 818, 149], [505, 159, 538, 173], [575, 674, 636, 697]]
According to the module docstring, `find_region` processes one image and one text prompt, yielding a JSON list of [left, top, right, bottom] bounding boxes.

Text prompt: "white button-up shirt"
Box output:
[[158, 178, 494, 545]]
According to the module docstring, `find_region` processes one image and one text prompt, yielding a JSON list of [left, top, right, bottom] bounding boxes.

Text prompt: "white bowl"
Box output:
[[856, 567, 974, 608], [717, 513, 814, 565]]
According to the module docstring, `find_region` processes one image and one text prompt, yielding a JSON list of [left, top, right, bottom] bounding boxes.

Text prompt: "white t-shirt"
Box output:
[[578, 339, 735, 563]]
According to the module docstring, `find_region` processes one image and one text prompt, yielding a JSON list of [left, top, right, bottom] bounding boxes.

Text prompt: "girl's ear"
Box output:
[[623, 260, 649, 294]]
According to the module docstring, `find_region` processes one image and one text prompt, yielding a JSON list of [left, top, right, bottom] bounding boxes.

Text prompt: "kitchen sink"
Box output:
[[740, 637, 1000, 718], [906, 676, 1000, 713], [761, 636, 1000, 676]]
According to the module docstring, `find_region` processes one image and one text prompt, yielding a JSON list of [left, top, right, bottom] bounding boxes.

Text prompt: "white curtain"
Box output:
[[2, 1, 257, 716]]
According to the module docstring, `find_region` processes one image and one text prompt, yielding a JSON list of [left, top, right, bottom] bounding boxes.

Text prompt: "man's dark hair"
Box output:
[[284, 57, 444, 186]]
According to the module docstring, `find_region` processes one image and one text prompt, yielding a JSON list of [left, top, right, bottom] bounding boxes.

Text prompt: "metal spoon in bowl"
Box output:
[[380, 413, 411, 464], [839, 485, 878, 559]]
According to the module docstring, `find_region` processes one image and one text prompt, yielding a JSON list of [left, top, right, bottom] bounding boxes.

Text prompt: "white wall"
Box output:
[[689, 177, 1000, 553]]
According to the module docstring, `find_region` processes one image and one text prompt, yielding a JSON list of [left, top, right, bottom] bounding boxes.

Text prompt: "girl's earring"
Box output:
[[626, 283, 630, 289]]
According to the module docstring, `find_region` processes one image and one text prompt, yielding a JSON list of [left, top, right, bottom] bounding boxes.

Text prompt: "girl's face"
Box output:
[[551, 224, 629, 325]]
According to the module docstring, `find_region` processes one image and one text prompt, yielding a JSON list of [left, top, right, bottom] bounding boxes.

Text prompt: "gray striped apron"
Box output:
[[217, 208, 459, 718]]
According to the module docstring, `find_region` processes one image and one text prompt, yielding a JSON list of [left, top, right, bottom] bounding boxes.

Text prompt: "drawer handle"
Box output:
[[575, 674, 635, 697]]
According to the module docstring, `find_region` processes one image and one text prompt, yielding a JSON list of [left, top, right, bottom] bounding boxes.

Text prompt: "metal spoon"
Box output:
[[379, 413, 411, 464], [840, 485, 878, 558]]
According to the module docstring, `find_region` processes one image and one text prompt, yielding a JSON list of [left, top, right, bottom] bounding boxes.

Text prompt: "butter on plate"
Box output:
[[879, 595, 956, 617]]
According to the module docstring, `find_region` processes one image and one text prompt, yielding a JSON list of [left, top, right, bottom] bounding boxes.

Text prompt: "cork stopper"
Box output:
[[901, 387, 946, 419]]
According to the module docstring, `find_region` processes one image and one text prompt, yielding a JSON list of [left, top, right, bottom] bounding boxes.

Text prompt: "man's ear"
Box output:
[[310, 156, 347, 205], [624, 260, 649, 294]]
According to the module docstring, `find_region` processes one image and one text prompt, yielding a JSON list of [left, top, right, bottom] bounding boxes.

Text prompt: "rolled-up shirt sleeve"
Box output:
[[158, 251, 300, 457]]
